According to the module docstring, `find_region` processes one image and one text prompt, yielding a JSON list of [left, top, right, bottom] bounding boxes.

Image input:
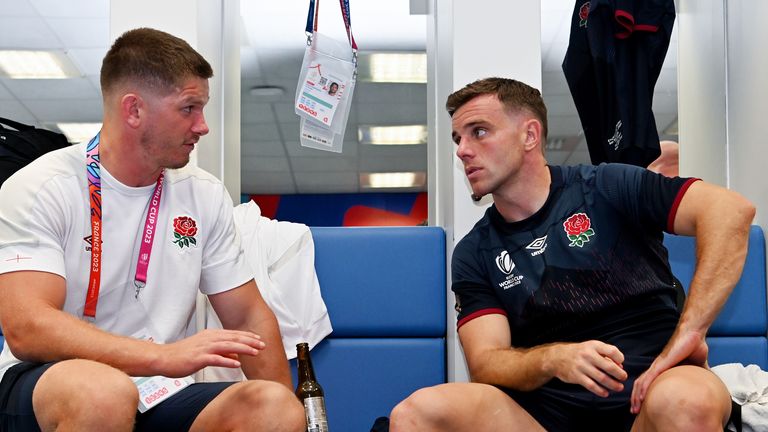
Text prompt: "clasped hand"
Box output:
[[550, 340, 627, 398]]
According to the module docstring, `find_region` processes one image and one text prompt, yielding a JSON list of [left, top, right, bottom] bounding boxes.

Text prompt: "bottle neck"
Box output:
[[297, 346, 316, 382]]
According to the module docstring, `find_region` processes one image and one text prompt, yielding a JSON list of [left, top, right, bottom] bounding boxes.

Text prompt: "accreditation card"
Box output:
[[296, 60, 347, 127], [131, 329, 194, 413]]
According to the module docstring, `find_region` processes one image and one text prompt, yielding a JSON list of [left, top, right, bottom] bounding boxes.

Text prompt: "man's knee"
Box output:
[[390, 385, 461, 431], [640, 365, 731, 431], [216, 381, 305, 431], [33, 360, 138, 431]]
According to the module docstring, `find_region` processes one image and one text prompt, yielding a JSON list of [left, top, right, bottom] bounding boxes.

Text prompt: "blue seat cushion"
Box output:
[[707, 336, 768, 369]]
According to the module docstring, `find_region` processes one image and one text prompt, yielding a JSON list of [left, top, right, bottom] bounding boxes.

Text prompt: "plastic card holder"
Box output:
[[295, 33, 356, 153], [299, 74, 356, 153]]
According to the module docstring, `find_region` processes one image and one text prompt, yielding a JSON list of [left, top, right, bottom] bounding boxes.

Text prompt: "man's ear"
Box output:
[[121, 94, 143, 129], [523, 118, 543, 152]]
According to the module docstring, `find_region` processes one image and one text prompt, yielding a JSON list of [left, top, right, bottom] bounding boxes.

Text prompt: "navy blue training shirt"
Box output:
[[452, 164, 698, 352], [562, 0, 676, 167]]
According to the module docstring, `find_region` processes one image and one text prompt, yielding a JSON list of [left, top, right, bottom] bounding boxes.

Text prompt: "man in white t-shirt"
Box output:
[[0, 27, 304, 432]]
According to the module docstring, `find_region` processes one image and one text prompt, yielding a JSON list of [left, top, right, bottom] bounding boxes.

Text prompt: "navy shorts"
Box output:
[[0, 362, 236, 432], [503, 355, 741, 432], [502, 355, 652, 431]]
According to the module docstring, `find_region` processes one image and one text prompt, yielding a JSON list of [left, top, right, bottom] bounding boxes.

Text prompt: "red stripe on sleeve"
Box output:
[[667, 178, 701, 234], [457, 308, 507, 330]]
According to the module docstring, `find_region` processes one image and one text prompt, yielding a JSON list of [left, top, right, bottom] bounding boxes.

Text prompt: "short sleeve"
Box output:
[[451, 237, 507, 329], [198, 185, 253, 295], [595, 163, 699, 234], [0, 169, 70, 277]]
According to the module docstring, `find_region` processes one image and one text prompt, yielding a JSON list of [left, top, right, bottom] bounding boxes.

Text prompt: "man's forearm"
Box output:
[[678, 195, 755, 332], [468, 344, 556, 391], [236, 307, 292, 387], [8, 304, 161, 376]]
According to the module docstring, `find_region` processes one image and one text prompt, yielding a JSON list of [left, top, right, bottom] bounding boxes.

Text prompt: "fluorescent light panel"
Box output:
[[360, 172, 426, 188], [0, 51, 80, 79], [56, 123, 102, 144], [359, 125, 427, 145], [359, 52, 426, 83]]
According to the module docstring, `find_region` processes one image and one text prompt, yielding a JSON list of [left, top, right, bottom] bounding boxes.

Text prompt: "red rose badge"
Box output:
[[173, 216, 198, 249], [563, 213, 595, 247], [579, 2, 590, 28]]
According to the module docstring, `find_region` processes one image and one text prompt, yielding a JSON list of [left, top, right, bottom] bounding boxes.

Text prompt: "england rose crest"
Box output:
[[579, 2, 590, 28], [563, 213, 595, 247], [172, 216, 198, 249]]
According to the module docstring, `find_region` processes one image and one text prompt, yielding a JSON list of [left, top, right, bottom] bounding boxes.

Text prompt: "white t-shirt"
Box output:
[[0, 142, 253, 380]]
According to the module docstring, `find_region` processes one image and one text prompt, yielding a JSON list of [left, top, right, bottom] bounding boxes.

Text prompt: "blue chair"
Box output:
[[664, 226, 767, 368]]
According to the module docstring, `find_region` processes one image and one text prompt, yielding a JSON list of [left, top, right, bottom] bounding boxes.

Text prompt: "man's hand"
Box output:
[[152, 329, 266, 378], [459, 315, 627, 394], [630, 329, 708, 413], [548, 340, 627, 397]]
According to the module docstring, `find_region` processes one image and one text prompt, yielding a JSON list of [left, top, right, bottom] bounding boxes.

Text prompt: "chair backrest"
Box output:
[[311, 226, 446, 337], [664, 226, 767, 367]]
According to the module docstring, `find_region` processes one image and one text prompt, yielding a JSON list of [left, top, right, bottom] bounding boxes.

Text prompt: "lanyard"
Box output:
[[83, 135, 164, 319], [305, 0, 358, 54], [339, 0, 357, 52]]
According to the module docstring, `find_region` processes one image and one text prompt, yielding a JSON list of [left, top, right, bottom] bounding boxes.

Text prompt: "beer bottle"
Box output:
[[296, 342, 329, 432]]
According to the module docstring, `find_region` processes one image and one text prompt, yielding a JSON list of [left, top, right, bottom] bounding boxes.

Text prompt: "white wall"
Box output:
[[677, 1, 728, 186], [724, 1, 768, 230], [678, 0, 767, 231]]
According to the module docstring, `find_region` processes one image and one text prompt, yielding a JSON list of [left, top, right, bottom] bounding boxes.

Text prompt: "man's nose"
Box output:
[[194, 114, 209, 136], [456, 139, 473, 160]]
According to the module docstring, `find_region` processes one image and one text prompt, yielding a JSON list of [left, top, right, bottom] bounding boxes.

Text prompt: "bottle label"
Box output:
[[303, 396, 329, 432]]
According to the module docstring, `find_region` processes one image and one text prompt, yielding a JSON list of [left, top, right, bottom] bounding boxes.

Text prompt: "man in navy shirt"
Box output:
[[390, 78, 754, 432]]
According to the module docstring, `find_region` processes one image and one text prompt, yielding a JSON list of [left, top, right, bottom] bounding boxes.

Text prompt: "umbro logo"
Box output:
[[526, 235, 548, 256]]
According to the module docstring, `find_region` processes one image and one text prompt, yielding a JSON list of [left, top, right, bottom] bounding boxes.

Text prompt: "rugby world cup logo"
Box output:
[[495, 250, 515, 275]]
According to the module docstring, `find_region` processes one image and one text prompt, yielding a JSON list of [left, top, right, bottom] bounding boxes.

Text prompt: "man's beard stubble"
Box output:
[[140, 129, 190, 170]]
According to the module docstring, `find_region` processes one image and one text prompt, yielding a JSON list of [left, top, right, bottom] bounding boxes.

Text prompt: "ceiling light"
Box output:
[[55, 123, 102, 144], [358, 125, 427, 145], [249, 85, 285, 100], [360, 172, 426, 188], [0, 51, 80, 79], [358, 52, 427, 83]]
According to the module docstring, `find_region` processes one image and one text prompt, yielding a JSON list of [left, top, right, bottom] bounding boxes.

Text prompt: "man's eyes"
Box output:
[[452, 127, 487, 144]]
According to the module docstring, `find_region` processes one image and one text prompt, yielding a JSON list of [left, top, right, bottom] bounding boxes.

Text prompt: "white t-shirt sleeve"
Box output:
[[198, 185, 253, 295], [0, 168, 69, 277]]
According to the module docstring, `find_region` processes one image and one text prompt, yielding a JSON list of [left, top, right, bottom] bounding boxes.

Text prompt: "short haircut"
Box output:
[[446, 77, 548, 140], [100, 27, 213, 97]]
